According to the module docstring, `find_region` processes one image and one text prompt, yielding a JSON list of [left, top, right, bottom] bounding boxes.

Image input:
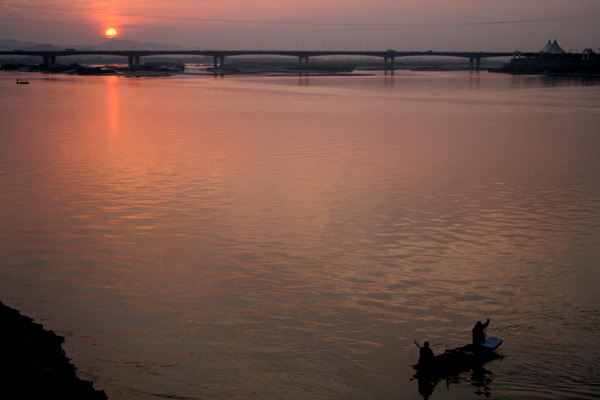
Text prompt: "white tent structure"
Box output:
[[541, 40, 552, 52], [541, 39, 566, 54]]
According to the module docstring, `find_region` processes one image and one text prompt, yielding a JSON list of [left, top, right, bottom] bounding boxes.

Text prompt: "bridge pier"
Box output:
[[469, 56, 481, 70], [384, 56, 395, 74], [298, 56, 309, 65], [213, 55, 225, 69], [128, 56, 140, 69], [43, 55, 56, 67]]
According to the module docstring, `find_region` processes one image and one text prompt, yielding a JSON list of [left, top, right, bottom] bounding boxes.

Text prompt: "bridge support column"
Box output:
[[469, 56, 481, 70], [384, 56, 395, 74], [128, 56, 140, 68], [298, 56, 309, 65], [43, 55, 56, 67], [213, 56, 225, 69]]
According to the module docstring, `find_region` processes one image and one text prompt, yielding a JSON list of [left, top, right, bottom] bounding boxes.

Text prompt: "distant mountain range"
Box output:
[[0, 39, 194, 51], [0, 39, 39, 50]]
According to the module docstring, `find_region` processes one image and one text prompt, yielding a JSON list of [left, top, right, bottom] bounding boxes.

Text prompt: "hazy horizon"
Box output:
[[1, 1, 599, 53]]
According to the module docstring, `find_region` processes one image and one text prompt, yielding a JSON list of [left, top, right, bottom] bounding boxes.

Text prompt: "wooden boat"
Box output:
[[413, 337, 503, 375], [16, 79, 29, 84]]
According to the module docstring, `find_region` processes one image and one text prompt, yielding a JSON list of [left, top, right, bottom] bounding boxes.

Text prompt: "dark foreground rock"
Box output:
[[0, 300, 107, 399]]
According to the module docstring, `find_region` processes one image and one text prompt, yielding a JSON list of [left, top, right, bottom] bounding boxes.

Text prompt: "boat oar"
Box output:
[[414, 340, 421, 349]]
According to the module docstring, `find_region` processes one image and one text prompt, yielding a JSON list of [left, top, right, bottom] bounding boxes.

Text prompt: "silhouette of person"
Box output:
[[418, 341, 435, 368], [472, 318, 490, 346]]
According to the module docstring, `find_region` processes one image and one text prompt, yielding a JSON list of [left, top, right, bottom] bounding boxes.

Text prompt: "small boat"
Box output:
[[16, 79, 29, 84], [413, 337, 503, 375]]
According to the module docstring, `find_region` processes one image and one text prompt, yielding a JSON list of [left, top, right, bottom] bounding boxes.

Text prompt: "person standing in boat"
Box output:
[[417, 341, 435, 368], [472, 318, 490, 346]]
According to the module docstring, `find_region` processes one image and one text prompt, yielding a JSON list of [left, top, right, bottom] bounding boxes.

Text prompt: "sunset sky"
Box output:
[[1, 0, 599, 52]]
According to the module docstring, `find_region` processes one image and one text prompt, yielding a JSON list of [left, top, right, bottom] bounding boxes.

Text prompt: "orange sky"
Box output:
[[1, 0, 599, 51]]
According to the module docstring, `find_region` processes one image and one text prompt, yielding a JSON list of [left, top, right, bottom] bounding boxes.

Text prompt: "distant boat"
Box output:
[[16, 79, 29, 84]]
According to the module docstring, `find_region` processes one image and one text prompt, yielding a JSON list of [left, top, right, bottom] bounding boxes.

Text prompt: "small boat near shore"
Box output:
[[16, 79, 29, 84], [413, 337, 503, 376]]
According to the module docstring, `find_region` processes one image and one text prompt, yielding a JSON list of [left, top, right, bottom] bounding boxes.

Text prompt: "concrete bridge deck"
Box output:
[[1, 49, 517, 70]]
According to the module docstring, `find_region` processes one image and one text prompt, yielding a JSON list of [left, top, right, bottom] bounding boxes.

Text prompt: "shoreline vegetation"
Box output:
[[0, 300, 107, 400]]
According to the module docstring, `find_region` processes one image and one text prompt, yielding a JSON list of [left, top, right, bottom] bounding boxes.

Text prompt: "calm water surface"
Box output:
[[1, 70, 600, 400]]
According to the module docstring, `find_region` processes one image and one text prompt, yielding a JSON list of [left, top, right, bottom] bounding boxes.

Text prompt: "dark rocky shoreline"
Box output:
[[0, 300, 107, 399]]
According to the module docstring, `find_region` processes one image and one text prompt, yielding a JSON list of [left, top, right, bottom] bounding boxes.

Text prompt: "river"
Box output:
[[1, 69, 599, 399]]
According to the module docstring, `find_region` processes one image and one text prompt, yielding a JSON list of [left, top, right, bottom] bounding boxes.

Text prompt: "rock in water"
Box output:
[[0, 300, 108, 399]]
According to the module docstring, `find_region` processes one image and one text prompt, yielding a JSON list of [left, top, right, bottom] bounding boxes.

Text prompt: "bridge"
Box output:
[[1, 49, 518, 70]]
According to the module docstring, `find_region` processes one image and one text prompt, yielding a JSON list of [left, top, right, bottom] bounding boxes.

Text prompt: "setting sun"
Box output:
[[105, 28, 118, 38]]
